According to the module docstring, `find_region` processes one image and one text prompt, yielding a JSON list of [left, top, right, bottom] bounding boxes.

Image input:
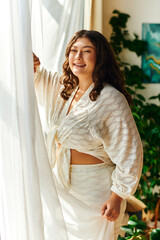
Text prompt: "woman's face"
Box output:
[[69, 37, 96, 80]]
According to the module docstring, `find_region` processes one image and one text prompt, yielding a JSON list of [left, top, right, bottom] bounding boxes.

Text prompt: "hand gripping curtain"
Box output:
[[0, 0, 86, 239]]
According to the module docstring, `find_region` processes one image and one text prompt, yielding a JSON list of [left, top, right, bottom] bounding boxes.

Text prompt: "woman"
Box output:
[[34, 30, 143, 240]]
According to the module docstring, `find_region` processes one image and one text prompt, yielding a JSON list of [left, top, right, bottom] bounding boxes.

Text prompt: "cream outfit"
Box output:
[[35, 68, 143, 240]]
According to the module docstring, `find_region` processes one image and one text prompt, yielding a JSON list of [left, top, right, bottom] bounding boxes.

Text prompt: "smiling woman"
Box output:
[[34, 29, 143, 240]]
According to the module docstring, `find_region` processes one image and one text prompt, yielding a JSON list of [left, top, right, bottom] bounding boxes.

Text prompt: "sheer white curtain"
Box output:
[[32, 0, 84, 73], [0, 0, 84, 239], [31, 0, 84, 132]]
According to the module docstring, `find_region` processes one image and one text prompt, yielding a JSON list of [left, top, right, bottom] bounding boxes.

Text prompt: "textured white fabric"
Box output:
[[57, 163, 127, 240], [69, 163, 115, 211], [35, 68, 143, 200]]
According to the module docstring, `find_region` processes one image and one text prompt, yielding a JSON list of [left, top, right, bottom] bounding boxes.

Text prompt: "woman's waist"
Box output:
[[56, 143, 114, 165], [70, 149, 103, 164]]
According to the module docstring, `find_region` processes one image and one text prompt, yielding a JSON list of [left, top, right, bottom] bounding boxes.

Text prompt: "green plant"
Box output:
[[118, 215, 160, 240], [109, 10, 160, 221]]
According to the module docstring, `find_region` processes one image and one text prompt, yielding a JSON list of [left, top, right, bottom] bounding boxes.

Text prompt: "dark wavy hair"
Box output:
[[60, 30, 132, 105]]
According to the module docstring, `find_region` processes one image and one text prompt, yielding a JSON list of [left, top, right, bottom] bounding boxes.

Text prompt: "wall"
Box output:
[[103, 0, 160, 103]]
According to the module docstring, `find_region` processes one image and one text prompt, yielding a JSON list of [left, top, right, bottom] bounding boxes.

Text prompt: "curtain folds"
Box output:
[[0, 0, 84, 239], [32, 0, 84, 73], [0, 1, 45, 239]]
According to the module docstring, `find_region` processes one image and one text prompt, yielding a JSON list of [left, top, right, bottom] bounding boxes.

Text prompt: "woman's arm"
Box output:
[[89, 87, 143, 221], [33, 53, 61, 108]]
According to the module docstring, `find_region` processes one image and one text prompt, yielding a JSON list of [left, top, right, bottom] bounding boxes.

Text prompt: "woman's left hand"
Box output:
[[33, 52, 40, 73], [101, 192, 123, 222]]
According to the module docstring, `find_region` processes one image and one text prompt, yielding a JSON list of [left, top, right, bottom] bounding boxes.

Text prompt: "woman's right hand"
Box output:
[[33, 52, 40, 73], [101, 192, 122, 222]]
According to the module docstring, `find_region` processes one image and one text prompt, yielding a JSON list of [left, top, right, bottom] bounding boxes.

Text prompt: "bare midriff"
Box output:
[[57, 143, 103, 164]]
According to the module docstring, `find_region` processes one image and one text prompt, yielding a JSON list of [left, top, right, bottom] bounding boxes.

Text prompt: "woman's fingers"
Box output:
[[103, 208, 118, 221], [101, 193, 122, 221], [101, 203, 107, 215], [33, 52, 40, 73]]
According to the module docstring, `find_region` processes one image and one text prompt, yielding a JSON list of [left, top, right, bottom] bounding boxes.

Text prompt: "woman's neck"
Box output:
[[78, 77, 93, 91]]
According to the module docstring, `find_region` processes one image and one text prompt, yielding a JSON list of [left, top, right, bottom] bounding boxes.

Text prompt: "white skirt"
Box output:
[[55, 163, 127, 240]]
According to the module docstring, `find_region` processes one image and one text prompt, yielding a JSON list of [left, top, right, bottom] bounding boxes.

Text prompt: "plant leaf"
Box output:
[[150, 228, 160, 240], [128, 220, 147, 230], [121, 225, 134, 235], [129, 215, 138, 221]]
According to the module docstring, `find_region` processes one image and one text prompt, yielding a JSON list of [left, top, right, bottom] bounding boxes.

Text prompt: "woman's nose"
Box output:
[[76, 51, 82, 59]]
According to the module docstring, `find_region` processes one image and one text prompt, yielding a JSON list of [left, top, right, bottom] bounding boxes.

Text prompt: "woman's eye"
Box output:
[[70, 49, 77, 52], [84, 50, 91, 53]]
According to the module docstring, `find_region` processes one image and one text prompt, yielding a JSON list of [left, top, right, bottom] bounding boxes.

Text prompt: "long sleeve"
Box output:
[[90, 86, 143, 199], [34, 67, 61, 108]]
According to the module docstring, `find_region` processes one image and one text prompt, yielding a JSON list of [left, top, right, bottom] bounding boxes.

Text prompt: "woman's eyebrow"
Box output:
[[71, 46, 95, 49], [83, 46, 95, 49]]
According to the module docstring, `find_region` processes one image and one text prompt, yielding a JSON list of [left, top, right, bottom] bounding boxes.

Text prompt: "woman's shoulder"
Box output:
[[89, 84, 127, 121], [99, 84, 128, 107], [89, 84, 133, 132]]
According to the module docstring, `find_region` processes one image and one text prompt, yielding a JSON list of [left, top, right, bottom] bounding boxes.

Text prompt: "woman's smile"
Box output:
[[73, 63, 86, 67]]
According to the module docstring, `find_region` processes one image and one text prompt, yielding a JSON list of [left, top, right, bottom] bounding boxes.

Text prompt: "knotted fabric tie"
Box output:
[[47, 126, 71, 190]]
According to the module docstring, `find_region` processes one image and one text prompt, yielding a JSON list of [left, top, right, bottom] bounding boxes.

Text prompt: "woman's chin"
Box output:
[[72, 70, 85, 78]]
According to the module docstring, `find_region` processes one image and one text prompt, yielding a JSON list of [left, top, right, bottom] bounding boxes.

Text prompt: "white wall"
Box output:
[[103, 0, 160, 103]]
